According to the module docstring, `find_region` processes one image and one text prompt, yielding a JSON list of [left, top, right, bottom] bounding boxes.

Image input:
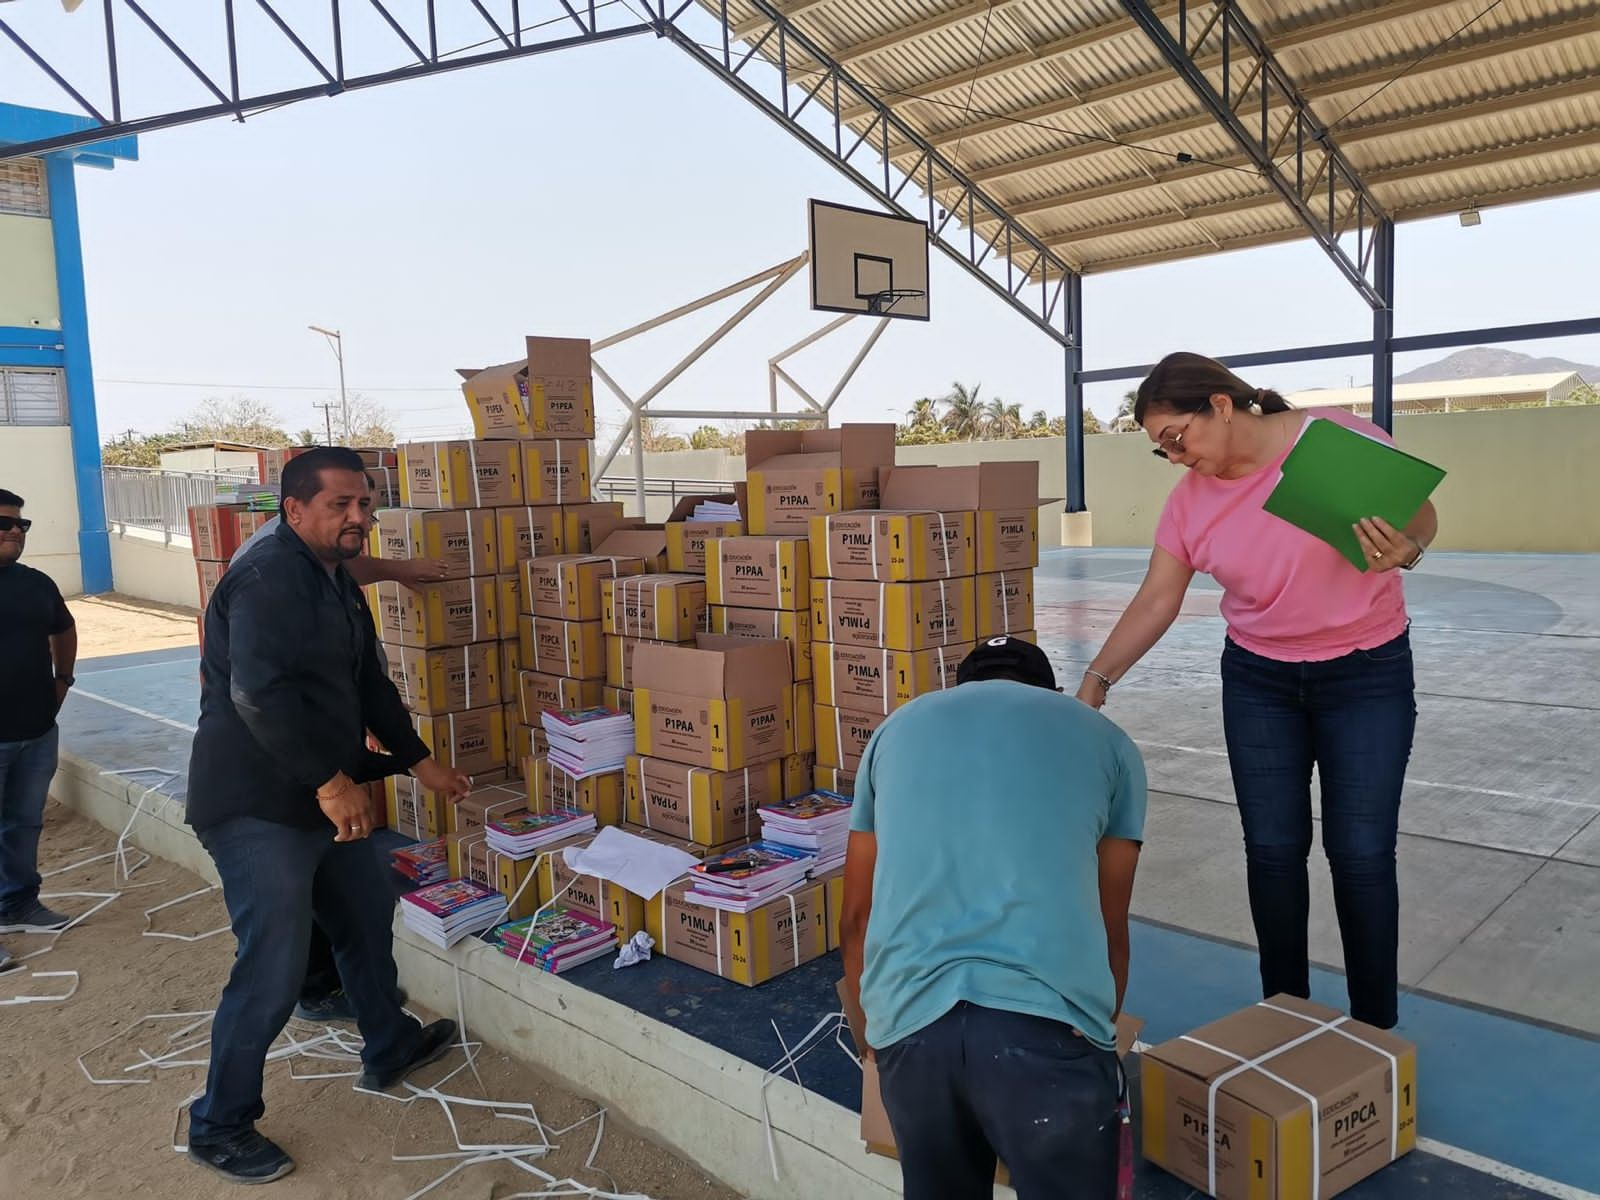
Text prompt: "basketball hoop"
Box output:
[[866, 288, 926, 315]]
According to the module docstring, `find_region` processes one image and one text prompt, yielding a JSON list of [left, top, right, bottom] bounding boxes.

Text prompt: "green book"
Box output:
[[1263, 418, 1445, 571]]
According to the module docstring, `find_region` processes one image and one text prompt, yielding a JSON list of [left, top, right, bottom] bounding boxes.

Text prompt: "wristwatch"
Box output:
[[1400, 545, 1426, 571]]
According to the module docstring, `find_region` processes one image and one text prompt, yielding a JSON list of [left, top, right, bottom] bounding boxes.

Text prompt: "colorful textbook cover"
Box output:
[[401, 878, 501, 918]]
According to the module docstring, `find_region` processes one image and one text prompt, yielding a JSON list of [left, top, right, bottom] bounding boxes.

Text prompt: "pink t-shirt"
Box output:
[[1154, 408, 1409, 662]]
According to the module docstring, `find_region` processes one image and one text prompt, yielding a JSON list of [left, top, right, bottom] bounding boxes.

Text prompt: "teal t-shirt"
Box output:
[[850, 680, 1147, 1051]]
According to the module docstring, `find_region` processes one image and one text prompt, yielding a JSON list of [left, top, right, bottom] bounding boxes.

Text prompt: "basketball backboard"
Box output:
[[809, 199, 930, 321]]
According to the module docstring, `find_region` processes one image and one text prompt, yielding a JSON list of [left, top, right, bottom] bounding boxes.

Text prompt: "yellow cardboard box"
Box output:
[[523, 554, 646, 621], [667, 519, 744, 573], [496, 506, 565, 566], [809, 510, 975, 582], [517, 615, 606, 681], [879, 462, 1048, 573], [603, 685, 632, 716], [399, 440, 524, 509], [792, 680, 815, 755], [369, 508, 498, 579], [449, 832, 538, 921], [538, 837, 646, 940], [558, 502, 625, 554], [652, 879, 828, 987], [384, 642, 503, 716], [447, 782, 526, 836], [743, 425, 896, 535], [813, 641, 969, 713], [706, 535, 811, 610], [810, 578, 976, 652], [813, 764, 855, 795], [368, 577, 499, 649], [527, 755, 625, 828], [460, 337, 597, 440], [706, 604, 812, 683], [632, 637, 795, 771], [815, 704, 890, 772], [522, 439, 592, 506], [601, 574, 707, 643], [516, 669, 604, 725], [411, 707, 509, 777], [623, 754, 784, 846], [975, 569, 1036, 639]]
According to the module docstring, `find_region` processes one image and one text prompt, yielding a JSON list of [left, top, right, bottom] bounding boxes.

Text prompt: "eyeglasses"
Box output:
[[0, 516, 31, 533], [1150, 416, 1196, 460]]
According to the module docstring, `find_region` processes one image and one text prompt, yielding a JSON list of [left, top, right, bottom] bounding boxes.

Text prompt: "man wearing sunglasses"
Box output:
[[0, 488, 78, 971]]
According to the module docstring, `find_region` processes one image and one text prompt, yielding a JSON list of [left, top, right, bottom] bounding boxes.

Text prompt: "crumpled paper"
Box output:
[[613, 930, 655, 969]]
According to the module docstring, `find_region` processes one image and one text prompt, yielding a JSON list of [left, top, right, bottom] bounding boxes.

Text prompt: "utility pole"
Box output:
[[308, 325, 348, 442], [312, 400, 337, 445]]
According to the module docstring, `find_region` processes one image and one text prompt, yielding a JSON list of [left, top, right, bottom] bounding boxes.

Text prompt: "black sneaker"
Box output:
[[0, 901, 72, 933], [356, 1018, 457, 1091], [293, 986, 410, 1025], [188, 1131, 295, 1185]]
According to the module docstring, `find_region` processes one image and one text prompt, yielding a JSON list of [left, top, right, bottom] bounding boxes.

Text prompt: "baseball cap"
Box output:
[[956, 636, 1057, 690]]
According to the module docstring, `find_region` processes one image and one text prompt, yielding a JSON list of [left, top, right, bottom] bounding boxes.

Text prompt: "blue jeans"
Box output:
[[1221, 631, 1417, 1029], [876, 1003, 1121, 1200], [0, 725, 60, 915], [189, 816, 423, 1144]]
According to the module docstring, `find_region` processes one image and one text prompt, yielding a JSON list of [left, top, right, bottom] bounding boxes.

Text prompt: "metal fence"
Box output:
[[593, 477, 731, 510], [102, 466, 257, 543]]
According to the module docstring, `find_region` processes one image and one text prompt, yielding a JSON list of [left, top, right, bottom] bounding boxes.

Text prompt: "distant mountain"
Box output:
[[1395, 347, 1599, 385]]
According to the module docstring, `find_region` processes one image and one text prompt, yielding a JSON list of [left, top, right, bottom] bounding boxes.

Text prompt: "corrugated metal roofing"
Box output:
[[697, 0, 1600, 275]]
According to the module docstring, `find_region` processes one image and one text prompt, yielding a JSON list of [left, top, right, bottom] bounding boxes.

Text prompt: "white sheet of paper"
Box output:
[[562, 826, 697, 900]]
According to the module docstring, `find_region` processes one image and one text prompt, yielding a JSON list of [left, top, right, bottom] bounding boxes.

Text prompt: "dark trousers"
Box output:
[[0, 725, 58, 915], [301, 923, 341, 1003], [876, 1003, 1121, 1200], [189, 817, 422, 1144], [1221, 631, 1417, 1029]]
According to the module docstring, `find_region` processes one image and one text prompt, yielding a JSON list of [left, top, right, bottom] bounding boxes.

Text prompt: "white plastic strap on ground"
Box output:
[[756, 1011, 848, 1181], [14, 889, 121, 964], [141, 884, 229, 942], [1259, 1000, 1400, 1166], [0, 968, 79, 1005]]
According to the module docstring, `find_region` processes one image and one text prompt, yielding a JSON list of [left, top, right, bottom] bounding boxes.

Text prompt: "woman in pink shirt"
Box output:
[[1077, 352, 1438, 1029]]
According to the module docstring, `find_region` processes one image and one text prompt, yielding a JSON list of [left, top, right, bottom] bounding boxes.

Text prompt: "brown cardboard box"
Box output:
[[385, 642, 503, 716], [820, 867, 845, 952], [814, 764, 854, 795], [705, 535, 811, 609], [412, 708, 508, 777], [603, 686, 632, 716], [368, 578, 499, 649], [516, 670, 604, 724], [399, 439, 524, 509], [447, 782, 526, 836], [652, 878, 827, 986], [236, 509, 274, 542], [605, 635, 668, 690], [784, 752, 814, 799], [523, 554, 646, 621], [881, 461, 1049, 573], [537, 836, 646, 940], [517, 616, 606, 681], [664, 493, 744, 573], [558, 502, 625, 554], [496, 506, 565, 566], [811, 578, 976, 652], [522, 439, 593, 507], [187, 504, 250, 562], [196, 559, 227, 610], [461, 339, 597, 440], [461, 361, 530, 437], [508, 719, 546, 774], [527, 755, 625, 828], [623, 754, 784, 846], [744, 425, 896, 534], [501, 702, 522, 778], [707, 605, 813, 683], [1142, 996, 1417, 1200], [792, 680, 815, 755], [256, 446, 316, 489], [494, 573, 523, 629], [601, 574, 707, 642], [632, 636, 795, 771], [366, 465, 402, 509], [385, 776, 448, 840], [592, 526, 671, 573], [815, 704, 890, 772], [975, 569, 1036, 639], [809, 510, 975, 582], [369, 508, 499, 579], [449, 832, 538, 921], [499, 639, 520, 690], [813, 641, 969, 713]]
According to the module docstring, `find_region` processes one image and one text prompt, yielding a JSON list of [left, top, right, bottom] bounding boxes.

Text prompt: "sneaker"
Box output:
[[356, 1018, 457, 1091], [0, 944, 11, 972], [292, 986, 410, 1025], [188, 1131, 295, 1185], [0, 901, 72, 933]]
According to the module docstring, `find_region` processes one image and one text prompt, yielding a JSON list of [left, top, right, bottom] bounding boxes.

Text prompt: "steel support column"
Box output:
[[1064, 274, 1087, 514], [1371, 218, 1396, 432]]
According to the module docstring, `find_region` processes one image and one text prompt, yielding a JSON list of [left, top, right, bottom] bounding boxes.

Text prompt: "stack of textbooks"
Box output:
[[391, 839, 449, 886], [686, 841, 817, 912], [399, 879, 507, 948], [691, 498, 742, 521], [759, 790, 853, 874], [493, 907, 617, 974], [541, 707, 634, 778], [484, 808, 598, 858]]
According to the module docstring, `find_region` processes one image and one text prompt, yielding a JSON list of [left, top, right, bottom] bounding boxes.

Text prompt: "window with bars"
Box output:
[[0, 368, 68, 426], [0, 159, 49, 218]]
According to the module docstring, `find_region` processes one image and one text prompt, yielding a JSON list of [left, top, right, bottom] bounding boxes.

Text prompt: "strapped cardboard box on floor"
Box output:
[[811, 578, 976, 651], [387, 767, 509, 841], [650, 877, 828, 987], [879, 461, 1052, 573], [809, 509, 975, 582], [516, 669, 603, 724], [813, 641, 969, 713], [522, 438, 593, 506], [369, 508, 499, 580], [368, 577, 500, 649], [385, 641, 503, 716], [412, 707, 508, 777], [1142, 995, 1417, 1200], [517, 615, 606, 681], [623, 753, 783, 847], [527, 755, 625, 828], [601, 573, 707, 642], [706, 535, 811, 610], [975, 569, 1036, 639], [632, 635, 795, 771], [814, 704, 891, 772], [460, 337, 597, 441], [447, 782, 526, 837], [743, 424, 896, 534], [523, 554, 646, 622], [706, 604, 813, 683]]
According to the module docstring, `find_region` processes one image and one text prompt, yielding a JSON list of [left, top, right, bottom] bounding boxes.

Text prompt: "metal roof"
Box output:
[[1287, 368, 1590, 409], [700, 0, 1600, 275]]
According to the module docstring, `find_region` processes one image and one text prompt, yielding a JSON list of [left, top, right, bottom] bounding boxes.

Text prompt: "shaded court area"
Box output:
[[42, 551, 1600, 1198]]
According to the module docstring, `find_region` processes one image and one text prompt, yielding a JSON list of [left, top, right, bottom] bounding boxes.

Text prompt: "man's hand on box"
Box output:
[[391, 558, 451, 590], [317, 773, 375, 842], [413, 756, 471, 803]]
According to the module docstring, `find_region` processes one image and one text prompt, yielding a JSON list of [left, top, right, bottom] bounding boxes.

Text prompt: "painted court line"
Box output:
[[74, 690, 198, 735], [1415, 1138, 1600, 1200], [80, 659, 198, 678], [1135, 740, 1600, 811]]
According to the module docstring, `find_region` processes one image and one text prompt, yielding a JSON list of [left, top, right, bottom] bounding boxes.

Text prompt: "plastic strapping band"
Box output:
[[936, 512, 949, 578], [554, 439, 564, 504], [563, 624, 572, 676], [447, 712, 458, 769], [880, 648, 890, 715], [466, 511, 478, 577], [938, 579, 949, 644], [875, 585, 884, 647], [431, 444, 444, 506], [785, 891, 801, 970], [834, 707, 843, 769], [1258, 1001, 1400, 1167], [467, 441, 480, 508], [742, 767, 751, 837], [1000, 570, 1011, 634], [404, 513, 415, 559], [868, 515, 879, 582], [462, 646, 472, 711]]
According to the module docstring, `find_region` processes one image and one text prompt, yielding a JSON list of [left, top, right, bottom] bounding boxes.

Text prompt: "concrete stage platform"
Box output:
[[49, 550, 1600, 1199]]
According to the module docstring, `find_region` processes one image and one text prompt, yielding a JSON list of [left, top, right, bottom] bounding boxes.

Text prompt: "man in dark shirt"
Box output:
[[185, 448, 468, 1185], [0, 488, 79, 971]]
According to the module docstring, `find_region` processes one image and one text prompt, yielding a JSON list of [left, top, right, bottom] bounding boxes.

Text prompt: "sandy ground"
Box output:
[[0, 804, 741, 1200], [67, 593, 199, 659]]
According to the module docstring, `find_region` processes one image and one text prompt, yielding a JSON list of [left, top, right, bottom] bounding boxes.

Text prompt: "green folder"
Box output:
[[1263, 419, 1445, 571]]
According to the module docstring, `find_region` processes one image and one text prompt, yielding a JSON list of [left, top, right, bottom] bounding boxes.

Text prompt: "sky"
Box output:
[[6, 1, 1597, 447]]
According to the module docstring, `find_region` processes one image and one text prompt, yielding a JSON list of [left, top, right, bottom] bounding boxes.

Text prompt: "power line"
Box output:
[[97, 377, 461, 396]]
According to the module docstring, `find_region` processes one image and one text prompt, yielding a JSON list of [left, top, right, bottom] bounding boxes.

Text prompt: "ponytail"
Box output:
[[1134, 352, 1293, 426]]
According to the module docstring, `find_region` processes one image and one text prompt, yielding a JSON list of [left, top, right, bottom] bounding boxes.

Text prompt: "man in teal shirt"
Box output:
[[840, 635, 1145, 1200]]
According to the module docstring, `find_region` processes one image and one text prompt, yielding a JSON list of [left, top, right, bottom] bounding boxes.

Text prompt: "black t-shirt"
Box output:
[[0, 562, 74, 742]]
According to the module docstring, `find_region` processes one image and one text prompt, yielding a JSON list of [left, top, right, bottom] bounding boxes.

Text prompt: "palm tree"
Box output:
[[905, 396, 941, 432], [1027, 409, 1050, 433], [981, 397, 1023, 440], [941, 381, 984, 441]]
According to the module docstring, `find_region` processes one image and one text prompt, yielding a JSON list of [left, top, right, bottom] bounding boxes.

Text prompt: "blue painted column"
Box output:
[[43, 153, 112, 593], [1064, 272, 1086, 513]]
